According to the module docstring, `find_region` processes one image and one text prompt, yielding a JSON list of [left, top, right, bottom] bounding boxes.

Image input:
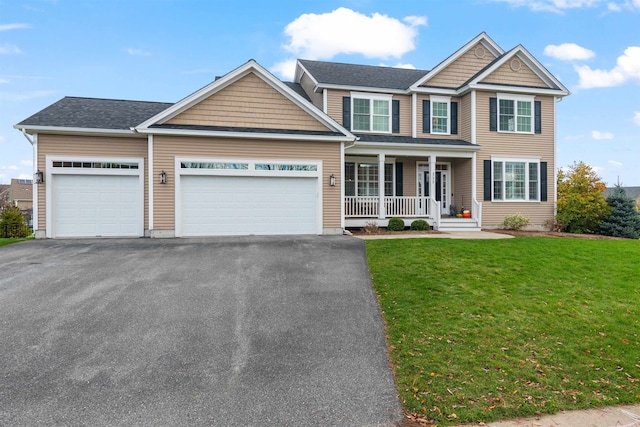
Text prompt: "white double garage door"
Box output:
[[49, 157, 321, 238]]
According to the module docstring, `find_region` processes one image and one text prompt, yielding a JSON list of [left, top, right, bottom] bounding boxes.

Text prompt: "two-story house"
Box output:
[[15, 33, 568, 238]]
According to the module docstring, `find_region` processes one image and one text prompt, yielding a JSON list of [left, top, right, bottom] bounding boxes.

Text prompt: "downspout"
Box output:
[[19, 130, 38, 234]]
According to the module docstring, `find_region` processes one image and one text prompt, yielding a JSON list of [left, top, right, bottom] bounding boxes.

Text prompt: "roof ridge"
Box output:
[[63, 95, 174, 105], [299, 59, 430, 73]]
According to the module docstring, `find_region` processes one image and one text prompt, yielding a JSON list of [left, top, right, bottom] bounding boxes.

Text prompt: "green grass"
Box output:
[[366, 237, 640, 425], [0, 237, 32, 247]]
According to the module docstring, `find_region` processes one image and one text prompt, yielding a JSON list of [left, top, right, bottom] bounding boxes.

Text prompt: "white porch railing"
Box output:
[[345, 196, 431, 218], [472, 198, 482, 228]]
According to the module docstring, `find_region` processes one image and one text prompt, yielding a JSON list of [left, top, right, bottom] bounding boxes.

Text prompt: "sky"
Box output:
[[1, 0, 639, 186]]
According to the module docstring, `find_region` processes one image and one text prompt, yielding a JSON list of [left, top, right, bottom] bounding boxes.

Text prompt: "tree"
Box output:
[[599, 185, 640, 239], [0, 206, 30, 238], [556, 161, 610, 234]]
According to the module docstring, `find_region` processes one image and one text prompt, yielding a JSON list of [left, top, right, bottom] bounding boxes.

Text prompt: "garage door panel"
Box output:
[[53, 175, 142, 237], [181, 175, 318, 236]]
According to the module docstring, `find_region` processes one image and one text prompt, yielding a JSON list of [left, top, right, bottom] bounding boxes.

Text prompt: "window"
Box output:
[[492, 159, 539, 201], [351, 94, 391, 133], [498, 95, 533, 133], [430, 96, 450, 134], [345, 162, 394, 197]]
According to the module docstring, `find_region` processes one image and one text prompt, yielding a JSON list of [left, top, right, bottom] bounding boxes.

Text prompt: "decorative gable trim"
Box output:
[[137, 60, 355, 139], [463, 46, 570, 95], [410, 32, 504, 89]]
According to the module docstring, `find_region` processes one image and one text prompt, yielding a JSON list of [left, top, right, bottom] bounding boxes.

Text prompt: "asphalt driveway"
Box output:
[[0, 236, 401, 426]]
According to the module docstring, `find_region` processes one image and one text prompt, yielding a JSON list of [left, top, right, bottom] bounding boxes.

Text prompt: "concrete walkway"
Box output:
[[456, 403, 640, 427], [354, 230, 514, 240]]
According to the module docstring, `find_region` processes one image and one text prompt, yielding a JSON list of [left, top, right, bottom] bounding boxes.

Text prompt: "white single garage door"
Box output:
[[53, 175, 142, 237], [181, 175, 318, 236]]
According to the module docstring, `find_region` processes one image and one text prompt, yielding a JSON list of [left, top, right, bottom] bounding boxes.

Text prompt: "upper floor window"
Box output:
[[430, 96, 450, 134], [498, 94, 534, 134], [351, 93, 392, 133]]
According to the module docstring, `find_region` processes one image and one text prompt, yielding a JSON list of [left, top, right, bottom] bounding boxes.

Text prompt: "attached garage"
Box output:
[[47, 158, 144, 238], [176, 159, 322, 237]]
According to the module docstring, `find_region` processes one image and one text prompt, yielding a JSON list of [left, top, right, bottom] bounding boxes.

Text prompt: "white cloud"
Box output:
[[608, 160, 624, 167], [0, 23, 30, 31], [607, 0, 640, 10], [125, 48, 151, 56], [17, 173, 32, 180], [0, 43, 22, 55], [491, 0, 603, 13], [20, 159, 33, 166], [0, 78, 9, 84], [271, 59, 298, 81], [607, 2, 622, 10], [591, 130, 614, 140], [544, 43, 595, 61], [281, 8, 426, 60], [633, 111, 640, 126], [576, 46, 640, 88]]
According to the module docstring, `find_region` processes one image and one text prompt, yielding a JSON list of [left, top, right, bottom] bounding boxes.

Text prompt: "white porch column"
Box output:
[[429, 154, 436, 203], [378, 153, 385, 219]]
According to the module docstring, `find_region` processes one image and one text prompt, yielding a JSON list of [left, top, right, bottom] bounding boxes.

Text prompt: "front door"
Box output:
[[418, 166, 450, 216]]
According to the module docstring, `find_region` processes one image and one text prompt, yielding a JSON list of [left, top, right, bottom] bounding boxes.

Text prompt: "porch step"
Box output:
[[437, 218, 481, 232]]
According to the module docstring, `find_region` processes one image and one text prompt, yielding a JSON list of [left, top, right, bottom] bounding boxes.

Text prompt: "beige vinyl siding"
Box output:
[[394, 94, 412, 137], [167, 73, 329, 132], [299, 72, 323, 110], [35, 134, 148, 232], [416, 95, 463, 140], [424, 43, 497, 88], [452, 158, 472, 211], [326, 89, 350, 125], [475, 91, 556, 227], [459, 93, 472, 143], [481, 60, 549, 87], [153, 136, 342, 230], [326, 90, 413, 136], [396, 157, 417, 197]]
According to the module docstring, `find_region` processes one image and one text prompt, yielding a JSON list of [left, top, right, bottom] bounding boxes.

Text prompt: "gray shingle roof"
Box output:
[[299, 59, 429, 91], [16, 96, 173, 130], [355, 133, 475, 146], [150, 123, 343, 137]]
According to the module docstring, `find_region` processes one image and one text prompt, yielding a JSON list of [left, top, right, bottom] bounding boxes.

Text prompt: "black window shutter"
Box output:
[[451, 101, 458, 135], [342, 97, 351, 129], [489, 97, 497, 131], [395, 162, 403, 196], [422, 100, 430, 133], [484, 160, 492, 201], [540, 161, 548, 201], [392, 100, 400, 133], [534, 100, 542, 134]]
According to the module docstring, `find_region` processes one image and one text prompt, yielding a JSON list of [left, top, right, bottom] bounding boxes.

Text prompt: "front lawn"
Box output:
[[366, 237, 640, 425], [0, 237, 32, 247]]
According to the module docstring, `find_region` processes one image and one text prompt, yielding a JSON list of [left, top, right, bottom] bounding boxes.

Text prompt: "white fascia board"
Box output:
[[137, 127, 355, 142], [13, 125, 139, 137], [410, 32, 505, 89], [349, 140, 481, 153], [294, 60, 318, 87], [463, 83, 569, 96], [347, 145, 477, 159], [411, 87, 458, 96], [315, 83, 409, 95]]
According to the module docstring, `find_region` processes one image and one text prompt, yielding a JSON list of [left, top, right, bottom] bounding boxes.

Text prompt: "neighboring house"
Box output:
[[6, 179, 33, 226], [14, 32, 569, 239], [605, 186, 640, 208]]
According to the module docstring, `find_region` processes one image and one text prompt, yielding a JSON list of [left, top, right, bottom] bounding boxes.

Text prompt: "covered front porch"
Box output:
[[342, 138, 483, 231]]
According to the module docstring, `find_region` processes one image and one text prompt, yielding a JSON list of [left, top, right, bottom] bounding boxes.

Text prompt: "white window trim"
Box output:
[[344, 158, 395, 197], [497, 93, 535, 134], [491, 156, 540, 202], [350, 92, 393, 134], [430, 95, 451, 135]]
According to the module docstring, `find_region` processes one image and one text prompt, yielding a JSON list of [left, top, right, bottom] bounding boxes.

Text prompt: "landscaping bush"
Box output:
[[387, 217, 405, 231], [499, 213, 530, 230], [410, 219, 429, 230], [0, 207, 30, 238], [363, 220, 379, 234]]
